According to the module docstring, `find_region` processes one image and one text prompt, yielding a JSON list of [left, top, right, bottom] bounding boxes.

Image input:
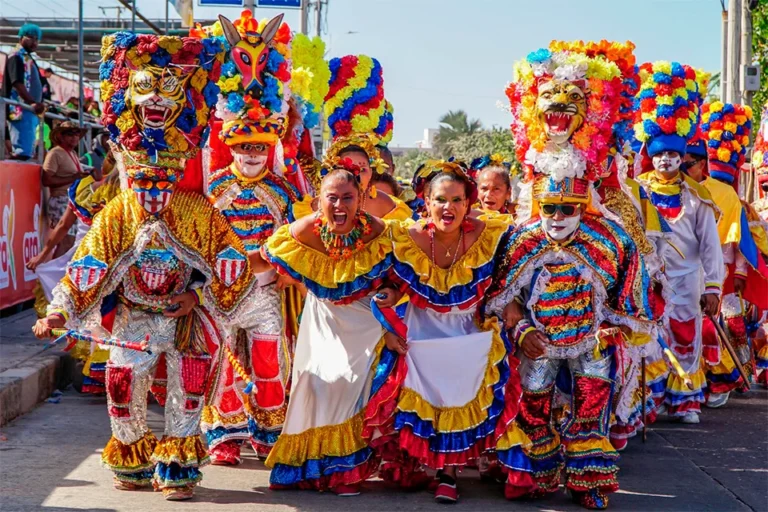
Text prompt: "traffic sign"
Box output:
[[199, 0, 244, 6], [257, 0, 302, 8]]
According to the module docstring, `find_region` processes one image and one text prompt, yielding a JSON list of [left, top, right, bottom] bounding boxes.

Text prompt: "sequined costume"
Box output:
[[364, 218, 529, 491], [199, 11, 303, 462], [262, 223, 393, 491], [44, 31, 262, 495]]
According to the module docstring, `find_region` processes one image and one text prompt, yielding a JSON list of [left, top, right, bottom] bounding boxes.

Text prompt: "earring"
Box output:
[[369, 185, 378, 199]]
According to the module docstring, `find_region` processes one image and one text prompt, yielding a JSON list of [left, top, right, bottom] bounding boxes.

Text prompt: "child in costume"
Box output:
[[200, 11, 302, 465], [634, 62, 724, 425], [259, 158, 393, 496], [488, 45, 658, 510], [33, 31, 258, 501], [367, 160, 527, 504]]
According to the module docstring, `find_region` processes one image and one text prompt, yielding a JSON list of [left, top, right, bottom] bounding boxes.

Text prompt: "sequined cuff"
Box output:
[[514, 320, 535, 347], [50, 309, 69, 322]]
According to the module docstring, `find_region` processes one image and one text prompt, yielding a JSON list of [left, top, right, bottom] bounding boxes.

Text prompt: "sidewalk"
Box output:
[[0, 308, 72, 426]]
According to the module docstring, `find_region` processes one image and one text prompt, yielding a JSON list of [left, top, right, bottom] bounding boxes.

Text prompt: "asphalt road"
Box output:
[[0, 385, 765, 512]]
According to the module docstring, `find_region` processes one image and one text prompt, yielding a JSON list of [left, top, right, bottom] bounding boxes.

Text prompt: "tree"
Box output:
[[753, 1, 768, 111], [708, 71, 721, 102], [445, 127, 517, 165], [393, 149, 434, 180], [433, 110, 483, 157]]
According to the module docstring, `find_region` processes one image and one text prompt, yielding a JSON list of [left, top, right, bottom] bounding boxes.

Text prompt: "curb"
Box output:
[[0, 353, 67, 427]]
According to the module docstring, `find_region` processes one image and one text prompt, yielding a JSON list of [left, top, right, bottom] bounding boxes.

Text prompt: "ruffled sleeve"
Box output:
[[383, 194, 414, 223], [291, 195, 316, 220], [390, 218, 511, 311], [262, 223, 393, 304]]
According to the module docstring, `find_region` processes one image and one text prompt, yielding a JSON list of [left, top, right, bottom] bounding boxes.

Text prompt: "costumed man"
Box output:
[[294, 54, 413, 222], [488, 44, 658, 510], [200, 11, 301, 464], [635, 62, 724, 425], [32, 31, 258, 501], [690, 101, 767, 405], [751, 106, 768, 385]]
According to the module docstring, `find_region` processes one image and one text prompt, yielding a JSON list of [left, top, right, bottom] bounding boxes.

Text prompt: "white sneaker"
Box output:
[[680, 411, 700, 424], [655, 404, 667, 416], [706, 392, 730, 408]]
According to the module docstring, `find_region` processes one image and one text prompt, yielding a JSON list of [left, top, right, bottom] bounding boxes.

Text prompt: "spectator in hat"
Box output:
[[2, 23, 46, 160], [42, 120, 89, 258]]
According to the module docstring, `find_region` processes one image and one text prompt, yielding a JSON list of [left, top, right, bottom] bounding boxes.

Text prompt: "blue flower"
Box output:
[[176, 107, 197, 133], [151, 49, 171, 67], [221, 61, 236, 78], [99, 60, 115, 81], [203, 82, 220, 108], [114, 32, 137, 49], [527, 48, 552, 64], [111, 91, 126, 116], [644, 119, 662, 137], [107, 124, 120, 139], [722, 103, 735, 115], [227, 93, 245, 113], [266, 48, 285, 74], [261, 76, 281, 112], [670, 62, 685, 78], [722, 130, 734, 141], [140, 126, 167, 156], [652, 72, 672, 85]]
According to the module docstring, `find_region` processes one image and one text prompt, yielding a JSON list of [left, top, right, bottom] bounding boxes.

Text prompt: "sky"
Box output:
[[5, 0, 725, 147]]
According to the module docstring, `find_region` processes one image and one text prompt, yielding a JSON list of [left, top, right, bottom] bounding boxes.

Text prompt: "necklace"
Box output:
[[433, 232, 461, 257], [430, 227, 464, 269], [314, 211, 373, 261]]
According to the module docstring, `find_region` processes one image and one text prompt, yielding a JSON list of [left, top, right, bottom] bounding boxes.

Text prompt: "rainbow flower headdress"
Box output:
[[412, 159, 477, 204], [507, 42, 623, 203], [324, 55, 393, 145], [323, 133, 388, 175], [100, 32, 225, 179], [213, 10, 292, 147], [701, 101, 753, 187], [754, 106, 768, 187], [633, 61, 699, 157]]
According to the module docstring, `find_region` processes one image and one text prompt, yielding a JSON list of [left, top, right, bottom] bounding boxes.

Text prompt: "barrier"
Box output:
[[0, 161, 43, 309]]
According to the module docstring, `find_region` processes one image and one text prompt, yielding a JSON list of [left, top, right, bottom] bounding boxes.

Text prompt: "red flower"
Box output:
[[674, 107, 689, 119], [640, 98, 656, 113], [111, 67, 129, 90], [657, 117, 677, 134], [655, 84, 674, 97], [670, 76, 685, 89], [119, 126, 142, 150]]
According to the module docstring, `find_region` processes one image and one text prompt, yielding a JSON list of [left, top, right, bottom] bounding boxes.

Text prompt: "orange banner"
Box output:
[[0, 161, 43, 309]]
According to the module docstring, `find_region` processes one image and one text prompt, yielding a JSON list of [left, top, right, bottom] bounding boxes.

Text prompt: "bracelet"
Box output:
[[50, 309, 68, 322], [512, 320, 535, 347]]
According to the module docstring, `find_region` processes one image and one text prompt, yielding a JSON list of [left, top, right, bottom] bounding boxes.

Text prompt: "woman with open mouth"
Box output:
[[252, 158, 394, 497], [366, 160, 528, 504]]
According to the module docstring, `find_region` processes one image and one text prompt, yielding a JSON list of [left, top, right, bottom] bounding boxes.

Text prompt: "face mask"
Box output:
[[652, 152, 682, 174], [542, 214, 581, 241], [234, 153, 268, 178]]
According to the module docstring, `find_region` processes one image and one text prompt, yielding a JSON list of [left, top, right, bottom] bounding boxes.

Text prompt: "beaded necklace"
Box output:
[[313, 211, 373, 261]]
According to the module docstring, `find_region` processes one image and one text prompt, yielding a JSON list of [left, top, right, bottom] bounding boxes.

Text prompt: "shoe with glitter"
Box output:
[[572, 489, 609, 510]]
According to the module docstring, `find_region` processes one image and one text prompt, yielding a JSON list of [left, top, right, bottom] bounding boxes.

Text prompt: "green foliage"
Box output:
[[754, 1, 768, 111], [433, 110, 483, 157], [445, 127, 517, 165], [393, 149, 434, 180]]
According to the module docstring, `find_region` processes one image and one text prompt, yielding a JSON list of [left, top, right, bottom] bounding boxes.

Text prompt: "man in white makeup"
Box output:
[[202, 12, 302, 465], [635, 62, 723, 425]]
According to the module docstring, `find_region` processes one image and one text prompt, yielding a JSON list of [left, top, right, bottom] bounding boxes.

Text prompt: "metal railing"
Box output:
[[1, 97, 102, 163]]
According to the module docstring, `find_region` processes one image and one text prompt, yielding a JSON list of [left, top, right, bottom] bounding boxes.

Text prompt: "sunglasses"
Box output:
[[238, 143, 268, 152], [540, 203, 581, 217], [133, 179, 174, 190]]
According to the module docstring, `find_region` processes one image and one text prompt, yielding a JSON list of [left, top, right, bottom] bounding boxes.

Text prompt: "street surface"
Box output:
[[0, 385, 766, 511]]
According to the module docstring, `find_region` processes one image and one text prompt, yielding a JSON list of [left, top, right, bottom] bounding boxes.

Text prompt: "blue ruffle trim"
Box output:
[[565, 453, 620, 471], [392, 258, 494, 309], [153, 462, 203, 488], [205, 425, 249, 448], [248, 417, 281, 447], [705, 368, 741, 384], [269, 446, 374, 486], [664, 388, 706, 406], [497, 445, 534, 473]]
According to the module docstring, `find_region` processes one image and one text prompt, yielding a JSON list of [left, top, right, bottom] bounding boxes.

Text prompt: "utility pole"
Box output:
[[165, 0, 170, 35], [131, 0, 137, 32], [299, 0, 309, 35], [245, 0, 255, 16], [740, 0, 753, 108], [721, 2, 729, 101], [78, 0, 84, 134], [314, 0, 323, 38], [727, 0, 742, 103]]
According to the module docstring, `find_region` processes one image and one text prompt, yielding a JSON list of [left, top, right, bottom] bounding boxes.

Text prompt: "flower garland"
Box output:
[[291, 33, 330, 130], [313, 211, 373, 261], [99, 32, 225, 157], [323, 54, 392, 144], [506, 44, 623, 183], [701, 101, 753, 175]]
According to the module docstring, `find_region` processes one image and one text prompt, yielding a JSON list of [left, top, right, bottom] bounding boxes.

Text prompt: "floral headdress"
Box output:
[[320, 156, 365, 185], [291, 33, 330, 131], [469, 153, 512, 181], [324, 55, 392, 144], [507, 42, 623, 204], [212, 10, 292, 147], [100, 32, 225, 178], [754, 106, 768, 188], [633, 61, 699, 157], [323, 133, 388, 175], [686, 69, 712, 158], [701, 101, 753, 188], [412, 159, 477, 204]]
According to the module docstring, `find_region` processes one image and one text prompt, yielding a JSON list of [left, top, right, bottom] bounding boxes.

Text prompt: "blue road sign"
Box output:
[[257, 0, 302, 8], [199, 0, 244, 6]]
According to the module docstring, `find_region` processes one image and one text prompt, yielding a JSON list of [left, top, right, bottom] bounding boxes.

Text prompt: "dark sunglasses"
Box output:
[[540, 203, 581, 218]]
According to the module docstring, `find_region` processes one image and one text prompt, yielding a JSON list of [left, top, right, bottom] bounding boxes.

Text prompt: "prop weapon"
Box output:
[[707, 314, 751, 392]]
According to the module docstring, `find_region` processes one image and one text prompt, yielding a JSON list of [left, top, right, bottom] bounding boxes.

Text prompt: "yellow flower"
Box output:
[[717, 147, 732, 162], [654, 61, 672, 75], [732, 140, 742, 153], [100, 82, 115, 103], [724, 122, 737, 133], [709, 129, 723, 141], [676, 119, 691, 136], [158, 36, 182, 54], [218, 75, 241, 93], [190, 67, 208, 92], [734, 115, 747, 126], [126, 48, 151, 66], [709, 102, 723, 113], [101, 35, 116, 59], [165, 127, 189, 153], [116, 111, 135, 133], [657, 95, 674, 106], [744, 105, 753, 118], [674, 87, 688, 99], [196, 106, 209, 128], [210, 21, 224, 37]]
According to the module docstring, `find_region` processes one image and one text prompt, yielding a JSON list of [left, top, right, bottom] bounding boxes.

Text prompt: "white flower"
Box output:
[[528, 142, 586, 181], [215, 95, 238, 121]]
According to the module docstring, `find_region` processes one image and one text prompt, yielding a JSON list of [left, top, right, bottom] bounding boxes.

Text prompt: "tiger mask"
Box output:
[[535, 78, 587, 145], [128, 65, 192, 131]]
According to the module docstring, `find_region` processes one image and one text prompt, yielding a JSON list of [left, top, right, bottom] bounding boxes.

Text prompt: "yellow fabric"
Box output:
[[667, 367, 706, 392], [477, 209, 515, 225], [625, 177, 666, 235], [495, 422, 533, 451], [82, 346, 110, 373], [68, 341, 91, 361], [564, 437, 617, 457], [383, 194, 414, 222], [702, 177, 742, 245], [645, 358, 669, 382], [265, 411, 368, 468], [265, 222, 393, 289], [601, 187, 654, 256], [744, 202, 768, 257], [397, 317, 506, 433], [390, 217, 507, 295], [101, 431, 158, 472], [150, 436, 209, 467], [637, 171, 720, 221], [63, 189, 253, 318], [292, 195, 316, 220], [201, 404, 248, 429]]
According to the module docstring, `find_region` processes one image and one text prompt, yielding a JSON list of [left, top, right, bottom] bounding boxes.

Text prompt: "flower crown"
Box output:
[[633, 61, 699, 156], [323, 133, 388, 175], [210, 10, 292, 147], [320, 156, 365, 183], [412, 159, 477, 204], [324, 55, 393, 144], [702, 101, 753, 185], [507, 43, 623, 184], [100, 33, 225, 167], [469, 153, 512, 180]]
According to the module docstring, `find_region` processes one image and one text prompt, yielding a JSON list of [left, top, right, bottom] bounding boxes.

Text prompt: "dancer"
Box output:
[[32, 31, 256, 501], [470, 154, 516, 222]]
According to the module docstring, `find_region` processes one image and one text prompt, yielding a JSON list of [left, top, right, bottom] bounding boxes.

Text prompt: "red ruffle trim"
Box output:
[[397, 427, 493, 469], [269, 457, 379, 492], [666, 400, 701, 416], [362, 355, 407, 441], [395, 276, 493, 314], [495, 355, 523, 440], [565, 471, 619, 494]]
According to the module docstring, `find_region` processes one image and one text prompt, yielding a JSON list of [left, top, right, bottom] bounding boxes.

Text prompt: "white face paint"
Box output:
[[652, 151, 682, 175], [542, 214, 581, 241], [234, 152, 268, 178]]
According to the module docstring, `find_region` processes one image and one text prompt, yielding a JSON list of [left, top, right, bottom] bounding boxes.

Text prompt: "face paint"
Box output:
[[132, 179, 174, 214], [234, 152, 268, 178], [652, 151, 682, 175], [542, 211, 581, 240]]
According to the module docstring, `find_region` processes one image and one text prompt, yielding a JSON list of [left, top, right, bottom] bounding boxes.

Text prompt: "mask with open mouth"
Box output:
[[535, 78, 586, 145]]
